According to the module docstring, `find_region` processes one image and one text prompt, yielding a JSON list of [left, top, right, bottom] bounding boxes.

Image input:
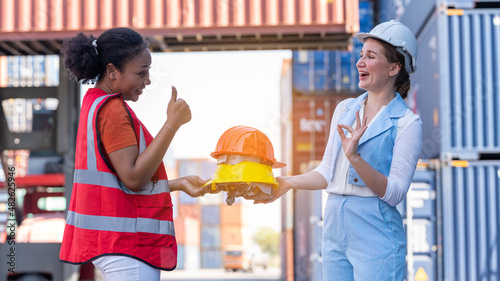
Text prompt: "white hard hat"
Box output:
[[355, 20, 418, 74]]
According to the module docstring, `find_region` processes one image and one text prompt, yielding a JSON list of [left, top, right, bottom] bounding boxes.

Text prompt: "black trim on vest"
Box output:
[[60, 252, 177, 271], [121, 96, 139, 142]]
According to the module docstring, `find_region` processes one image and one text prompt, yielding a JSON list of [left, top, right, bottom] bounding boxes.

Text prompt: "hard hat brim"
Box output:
[[204, 161, 278, 187], [355, 32, 390, 46]]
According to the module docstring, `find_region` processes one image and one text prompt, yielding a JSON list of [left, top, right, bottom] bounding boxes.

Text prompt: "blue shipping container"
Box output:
[[177, 244, 185, 270], [400, 169, 438, 281], [6, 55, 59, 87], [378, 0, 436, 33], [291, 0, 373, 95], [201, 248, 222, 269], [441, 160, 500, 281], [177, 159, 217, 204], [201, 205, 220, 225], [411, 7, 500, 159], [200, 225, 221, 248]]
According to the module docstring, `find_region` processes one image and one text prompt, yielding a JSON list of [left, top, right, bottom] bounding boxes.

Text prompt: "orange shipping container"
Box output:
[[221, 225, 242, 248], [0, 0, 359, 55], [220, 204, 242, 225], [175, 216, 201, 246], [175, 204, 201, 246], [178, 204, 201, 221], [291, 94, 353, 175], [183, 216, 201, 246]]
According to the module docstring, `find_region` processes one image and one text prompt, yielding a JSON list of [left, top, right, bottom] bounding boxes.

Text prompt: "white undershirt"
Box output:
[[313, 97, 422, 206]]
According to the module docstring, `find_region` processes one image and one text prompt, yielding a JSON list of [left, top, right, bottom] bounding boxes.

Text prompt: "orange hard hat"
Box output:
[[211, 126, 286, 168]]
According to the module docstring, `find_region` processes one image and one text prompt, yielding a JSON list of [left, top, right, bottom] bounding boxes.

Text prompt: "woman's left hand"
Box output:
[[337, 110, 368, 161]]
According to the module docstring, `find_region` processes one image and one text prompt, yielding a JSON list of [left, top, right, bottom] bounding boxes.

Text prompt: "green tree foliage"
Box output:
[[253, 227, 280, 256]]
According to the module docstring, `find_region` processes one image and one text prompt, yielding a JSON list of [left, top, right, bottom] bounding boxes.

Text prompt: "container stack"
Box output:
[[379, 0, 500, 280], [200, 205, 222, 268], [174, 203, 201, 270], [396, 167, 439, 280], [220, 203, 253, 270], [291, 0, 373, 97], [220, 204, 244, 251], [279, 2, 374, 280], [175, 159, 219, 269], [0, 55, 60, 87]]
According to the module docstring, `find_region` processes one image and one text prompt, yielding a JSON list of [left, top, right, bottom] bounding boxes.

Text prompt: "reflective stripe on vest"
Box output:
[[73, 169, 169, 195], [86, 95, 106, 171], [66, 210, 175, 235]]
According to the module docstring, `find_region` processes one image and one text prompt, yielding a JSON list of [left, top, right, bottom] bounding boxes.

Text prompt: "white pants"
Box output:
[[92, 255, 160, 281]]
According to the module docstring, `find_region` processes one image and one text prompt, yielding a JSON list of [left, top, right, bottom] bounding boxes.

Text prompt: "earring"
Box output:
[[112, 76, 115, 80]]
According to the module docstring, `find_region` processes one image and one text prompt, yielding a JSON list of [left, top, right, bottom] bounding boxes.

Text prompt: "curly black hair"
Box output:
[[60, 27, 149, 84]]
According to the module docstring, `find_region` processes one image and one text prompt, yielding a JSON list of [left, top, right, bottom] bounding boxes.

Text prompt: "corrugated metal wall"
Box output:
[[441, 160, 500, 281], [291, 94, 351, 176], [397, 168, 439, 281], [388, 2, 500, 281], [441, 8, 500, 159], [0, 0, 358, 33], [414, 6, 500, 160], [0, 0, 359, 53]]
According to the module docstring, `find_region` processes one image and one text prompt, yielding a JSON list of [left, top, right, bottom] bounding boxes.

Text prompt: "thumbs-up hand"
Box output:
[[166, 86, 191, 130]]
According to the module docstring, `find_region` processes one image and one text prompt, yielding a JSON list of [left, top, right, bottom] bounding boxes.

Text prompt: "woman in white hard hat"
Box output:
[[257, 20, 422, 280]]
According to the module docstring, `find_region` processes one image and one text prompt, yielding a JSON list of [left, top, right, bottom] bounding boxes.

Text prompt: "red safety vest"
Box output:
[[60, 88, 177, 270]]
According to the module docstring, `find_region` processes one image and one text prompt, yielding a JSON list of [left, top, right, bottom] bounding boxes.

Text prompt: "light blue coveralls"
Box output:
[[322, 92, 407, 281]]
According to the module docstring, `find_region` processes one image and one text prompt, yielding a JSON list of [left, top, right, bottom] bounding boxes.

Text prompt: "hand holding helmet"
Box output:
[[205, 126, 286, 205]]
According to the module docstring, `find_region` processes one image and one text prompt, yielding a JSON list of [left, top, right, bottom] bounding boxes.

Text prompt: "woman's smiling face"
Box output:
[[115, 47, 152, 102], [356, 38, 398, 93]]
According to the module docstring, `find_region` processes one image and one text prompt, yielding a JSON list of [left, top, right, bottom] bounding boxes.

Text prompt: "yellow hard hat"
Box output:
[[205, 161, 278, 187], [204, 161, 278, 205]]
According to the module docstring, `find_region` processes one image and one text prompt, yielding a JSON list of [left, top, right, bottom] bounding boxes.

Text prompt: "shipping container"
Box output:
[[292, 1, 373, 96], [377, 0, 500, 34], [177, 159, 217, 204], [177, 244, 186, 270], [199, 193, 226, 205], [0, 55, 59, 87], [290, 94, 354, 175], [220, 203, 242, 225], [405, 6, 500, 159], [441, 0, 500, 8], [201, 248, 223, 269], [171, 191, 179, 220], [0, 0, 360, 54], [201, 225, 221, 248], [220, 225, 243, 247], [441, 160, 500, 281], [177, 244, 201, 270], [280, 42, 354, 281], [398, 169, 439, 281], [175, 216, 201, 246], [201, 205, 221, 225], [174, 204, 201, 245], [177, 203, 201, 221], [377, 0, 437, 33]]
